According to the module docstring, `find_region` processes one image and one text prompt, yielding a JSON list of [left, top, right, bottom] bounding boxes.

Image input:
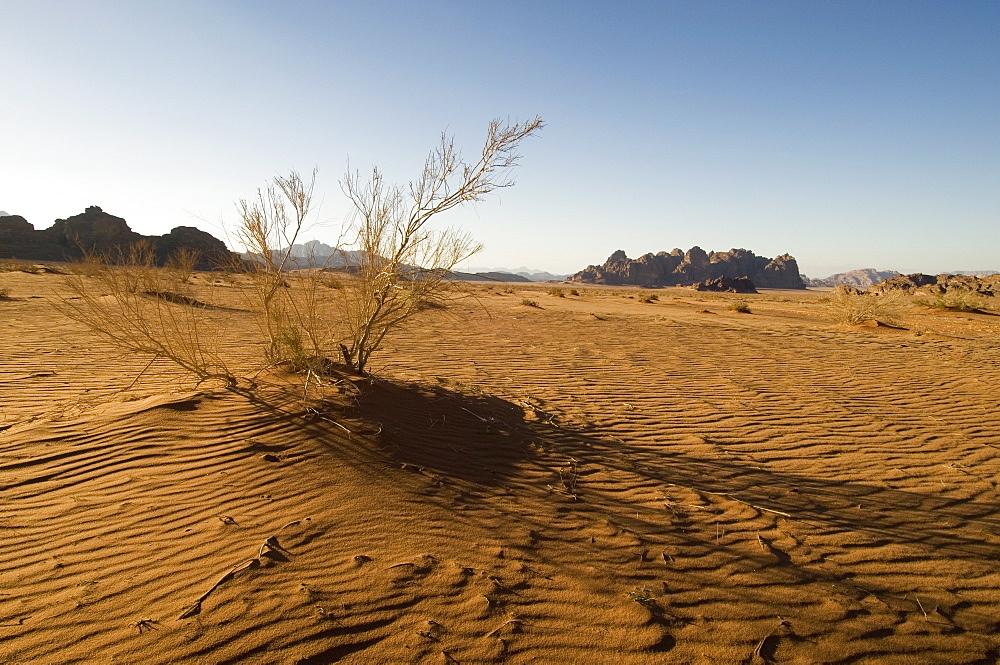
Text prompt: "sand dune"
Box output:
[[2, 270, 1000, 663]]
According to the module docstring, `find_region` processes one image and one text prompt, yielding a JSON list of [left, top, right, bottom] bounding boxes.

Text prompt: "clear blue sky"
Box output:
[[2, 1, 997, 277]]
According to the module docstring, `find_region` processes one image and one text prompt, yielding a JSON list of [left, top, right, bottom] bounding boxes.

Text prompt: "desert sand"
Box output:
[[2, 267, 1000, 664]]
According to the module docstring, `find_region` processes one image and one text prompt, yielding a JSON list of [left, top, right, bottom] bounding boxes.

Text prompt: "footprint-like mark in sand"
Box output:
[[178, 518, 314, 619]]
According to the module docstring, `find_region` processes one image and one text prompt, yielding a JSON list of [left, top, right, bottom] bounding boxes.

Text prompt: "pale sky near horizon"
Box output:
[[2, 1, 997, 278]]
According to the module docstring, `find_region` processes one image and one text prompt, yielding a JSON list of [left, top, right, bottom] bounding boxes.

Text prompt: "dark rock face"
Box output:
[[693, 276, 758, 293], [0, 215, 33, 236], [0, 207, 235, 269], [46, 206, 140, 251], [572, 247, 806, 289], [155, 226, 234, 270], [867, 273, 998, 297]]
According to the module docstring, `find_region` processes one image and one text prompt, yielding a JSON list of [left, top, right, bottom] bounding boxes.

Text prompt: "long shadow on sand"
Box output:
[[532, 419, 1000, 561], [251, 377, 1000, 563]]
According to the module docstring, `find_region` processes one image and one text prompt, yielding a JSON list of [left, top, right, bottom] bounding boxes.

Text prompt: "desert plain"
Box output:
[[2, 266, 1000, 664]]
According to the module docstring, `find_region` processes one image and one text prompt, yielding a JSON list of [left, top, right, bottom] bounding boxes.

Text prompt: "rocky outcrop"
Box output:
[[0, 207, 236, 270], [572, 247, 806, 289], [867, 273, 999, 297], [693, 276, 758, 293], [0, 214, 33, 236], [46, 206, 141, 251], [154, 226, 233, 269], [806, 268, 901, 288]]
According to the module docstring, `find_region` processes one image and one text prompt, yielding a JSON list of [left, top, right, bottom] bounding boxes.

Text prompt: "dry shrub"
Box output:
[[915, 287, 986, 312], [729, 300, 751, 313], [638, 292, 659, 303], [0, 287, 10, 300], [232, 170, 332, 373], [56, 243, 239, 387], [166, 247, 200, 283], [56, 117, 542, 388], [827, 285, 905, 325], [337, 117, 542, 373], [232, 117, 542, 376]]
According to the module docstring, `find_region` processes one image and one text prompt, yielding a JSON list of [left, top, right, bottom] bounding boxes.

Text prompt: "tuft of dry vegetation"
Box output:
[[521, 298, 540, 308], [55, 243, 239, 387], [232, 169, 329, 374], [826, 285, 905, 325], [729, 300, 751, 313], [914, 287, 987, 313]]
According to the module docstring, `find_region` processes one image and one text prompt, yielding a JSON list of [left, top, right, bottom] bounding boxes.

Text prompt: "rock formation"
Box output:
[[0, 214, 33, 236], [867, 273, 999, 297], [0, 207, 235, 270], [572, 247, 806, 289], [693, 276, 758, 293]]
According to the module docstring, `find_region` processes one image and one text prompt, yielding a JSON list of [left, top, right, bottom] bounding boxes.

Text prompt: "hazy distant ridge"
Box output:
[[807, 268, 999, 287], [466, 266, 570, 281], [806, 268, 901, 288]]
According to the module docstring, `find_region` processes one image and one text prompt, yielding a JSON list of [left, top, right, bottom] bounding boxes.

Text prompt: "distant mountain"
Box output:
[[806, 268, 999, 288], [254, 241, 366, 269], [942, 270, 999, 277], [450, 271, 531, 283], [270, 244, 568, 281], [288, 240, 338, 258], [806, 268, 900, 288], [0, 211, 9, 217], [466, 266, 570, 281]]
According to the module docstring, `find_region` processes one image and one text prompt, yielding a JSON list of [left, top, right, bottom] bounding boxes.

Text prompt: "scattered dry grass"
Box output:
[[915, 288, 987, 313], [826, 285, 905, 325], [55, 243, 240, 388]]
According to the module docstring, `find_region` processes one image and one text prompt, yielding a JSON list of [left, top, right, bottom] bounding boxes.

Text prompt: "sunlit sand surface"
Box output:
[[2, 268, 1000, 664]]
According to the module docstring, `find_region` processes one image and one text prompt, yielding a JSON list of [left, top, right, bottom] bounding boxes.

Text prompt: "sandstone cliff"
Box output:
[[571, 247, 806, 289], [0, 207, 235, 270]]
